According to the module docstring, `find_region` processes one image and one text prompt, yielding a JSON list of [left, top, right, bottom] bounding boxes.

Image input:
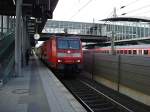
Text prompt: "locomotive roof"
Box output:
[[101, 44, 150, 49], [56, 36, 80, 38], [56, 36, 80, 40]]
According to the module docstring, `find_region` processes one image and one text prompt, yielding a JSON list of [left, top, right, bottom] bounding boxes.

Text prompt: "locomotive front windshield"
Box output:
[[57, 38, 80, 50]]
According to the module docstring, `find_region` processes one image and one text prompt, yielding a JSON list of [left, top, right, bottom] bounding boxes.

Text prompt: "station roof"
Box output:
[[0, 0, 59, 46], [0, 0, 59, 18], [101, 16, 150, 22], [0, 0, 15, 15]]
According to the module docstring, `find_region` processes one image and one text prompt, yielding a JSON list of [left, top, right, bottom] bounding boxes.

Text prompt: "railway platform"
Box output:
[[0, 55, 86, 112]]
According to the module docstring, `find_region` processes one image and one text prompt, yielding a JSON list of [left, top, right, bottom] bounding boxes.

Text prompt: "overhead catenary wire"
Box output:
[[130, 9, 150, 16], [121, 4, 150, 16], [102, 10, 114, 24], [103, 0, 140, 20], [102, 7, 124, 24], [120, 0, 141, 9], [69, 0, 93, 20]]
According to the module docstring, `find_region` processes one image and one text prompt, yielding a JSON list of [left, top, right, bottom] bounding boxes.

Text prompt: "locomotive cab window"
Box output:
[[57, 39, 68, 49], [69, 40, 80, 49], [57, 38, 80, 50]]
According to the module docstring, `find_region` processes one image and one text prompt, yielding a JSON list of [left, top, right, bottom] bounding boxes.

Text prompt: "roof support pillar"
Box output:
[[7, 16, 9, 32], [10, 16, 13, 31], [1, 15, 3, 36], [22, 17, 30, 67], [15, 0, 23, 76]]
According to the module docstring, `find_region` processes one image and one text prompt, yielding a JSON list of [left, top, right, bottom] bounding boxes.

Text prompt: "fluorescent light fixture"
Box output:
[[30, 17, 35, 20], [13, 0, 15, 5], [76, 60, 80, 62]]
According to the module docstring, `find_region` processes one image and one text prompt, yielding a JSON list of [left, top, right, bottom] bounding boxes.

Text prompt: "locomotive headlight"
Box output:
[[76, 60, 80, 62], [58, 59, 62, 62]]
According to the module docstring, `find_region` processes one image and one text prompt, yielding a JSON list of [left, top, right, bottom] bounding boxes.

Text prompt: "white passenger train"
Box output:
[[93, 44, 150, 55]]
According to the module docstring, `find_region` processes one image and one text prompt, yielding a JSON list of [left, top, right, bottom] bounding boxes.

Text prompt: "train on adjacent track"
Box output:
[[90, 44, 150, 55], [37, 35, 83, 72]]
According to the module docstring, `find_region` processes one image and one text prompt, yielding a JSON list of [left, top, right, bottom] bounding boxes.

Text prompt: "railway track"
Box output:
[[60, 77, 134, 112]]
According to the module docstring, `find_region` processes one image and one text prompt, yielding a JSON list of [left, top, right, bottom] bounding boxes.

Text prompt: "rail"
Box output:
[[60, 77, 132, 112]]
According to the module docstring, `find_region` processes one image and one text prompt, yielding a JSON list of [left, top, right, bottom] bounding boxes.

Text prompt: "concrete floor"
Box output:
[[0, 56, 86, 112]]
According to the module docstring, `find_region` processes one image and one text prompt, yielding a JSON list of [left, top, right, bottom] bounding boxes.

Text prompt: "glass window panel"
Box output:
[[57, 38, 80, 50], [144, 50, 148, 55], [133, 50, 137, 54], [128, 50, 132, 54]]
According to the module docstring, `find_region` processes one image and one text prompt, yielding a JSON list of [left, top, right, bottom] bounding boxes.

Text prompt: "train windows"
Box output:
[[57, 39, 68, 49], [124, 50, 127, 54], [144, 50, 148, 55], [69, 40, 80, 49], [120, 50, 123, 54], [133, 50, 137, 54], [128, 50, 132, 54]]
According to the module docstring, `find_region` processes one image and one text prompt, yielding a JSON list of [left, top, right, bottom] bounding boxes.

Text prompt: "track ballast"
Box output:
[[61, 77, 133, 112]]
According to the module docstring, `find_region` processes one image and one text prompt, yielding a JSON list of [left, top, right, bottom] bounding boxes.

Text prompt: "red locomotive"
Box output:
[[40, 35, 83, 72]]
